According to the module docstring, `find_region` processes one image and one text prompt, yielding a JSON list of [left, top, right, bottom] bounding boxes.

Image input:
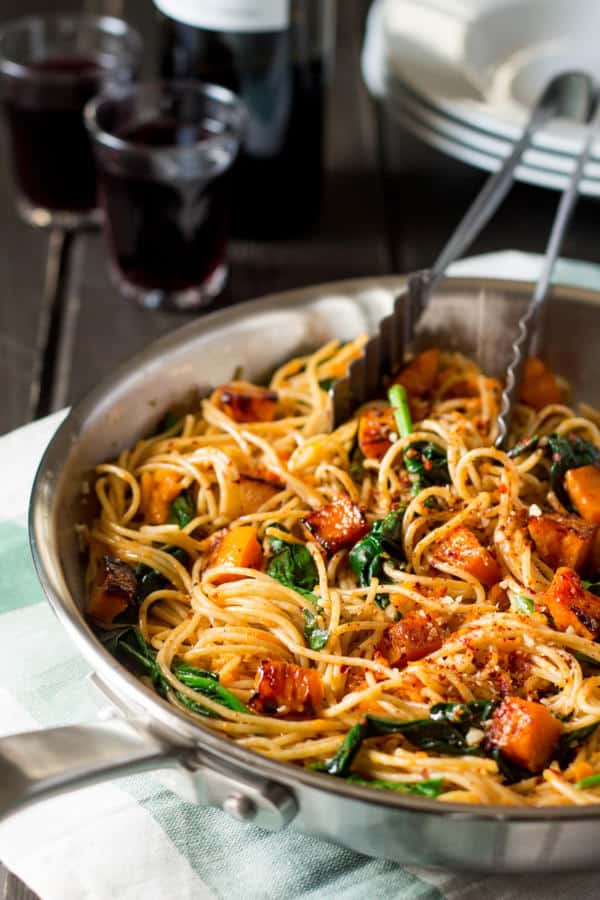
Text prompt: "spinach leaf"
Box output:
[[303, 608, 329, 650], [488, 747, 532, 785], [404, 442, 450, 495], [574, 650, 600, 671], [168, 491, 195, 528], [267, 531, 319, 598], [176, 693, 215, 718], [581, 578, 600, 598], [173, 667, 249, 714], [507, 435, 540, 459], [513, 594, 534, 614], [429, 699, 497, 730], [319, 701, 497, 778], [546, 433, 600, 508], [319, 377, 336, 392], [97, 624, 134, 656], [555, 722, 600, 769], [160, 410, 180, 432], [348, 509, 405, 587], [135, 545, 189, 603], [375, 593, 390, 610], [346, 775, 443, 798], [317, 719, 370, 776], [173, 660, 219, 685], [98, 626, 249, 717]]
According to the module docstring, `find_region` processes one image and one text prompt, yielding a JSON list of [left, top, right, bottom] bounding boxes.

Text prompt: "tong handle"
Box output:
[[430, 72, 594, 292], [496, 83, 600, 448]]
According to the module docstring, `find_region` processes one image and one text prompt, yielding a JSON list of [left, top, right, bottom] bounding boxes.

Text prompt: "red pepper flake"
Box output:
[[424, 459, 433, 471]]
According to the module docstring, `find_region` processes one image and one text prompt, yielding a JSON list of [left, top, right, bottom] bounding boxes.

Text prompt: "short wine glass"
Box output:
[[0, 14, 142, 229]]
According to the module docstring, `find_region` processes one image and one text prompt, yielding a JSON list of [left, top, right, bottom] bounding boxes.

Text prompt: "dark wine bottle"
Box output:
[[154, 1, 335, 239]]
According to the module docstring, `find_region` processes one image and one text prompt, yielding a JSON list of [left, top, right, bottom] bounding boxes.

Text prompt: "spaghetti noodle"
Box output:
[[84, 338, 600, 806]]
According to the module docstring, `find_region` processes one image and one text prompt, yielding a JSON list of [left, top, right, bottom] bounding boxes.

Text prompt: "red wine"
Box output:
[[99, 117, 230, 293], [2, 56, 105, 213], [156, 2, 333, 239]]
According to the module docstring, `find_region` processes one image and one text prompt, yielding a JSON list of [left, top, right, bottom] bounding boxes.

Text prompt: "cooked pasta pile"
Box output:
[[83, 337, 600, 806]]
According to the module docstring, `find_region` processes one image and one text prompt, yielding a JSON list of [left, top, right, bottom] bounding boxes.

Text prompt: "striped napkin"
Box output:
[[2, 254, 600, 900]]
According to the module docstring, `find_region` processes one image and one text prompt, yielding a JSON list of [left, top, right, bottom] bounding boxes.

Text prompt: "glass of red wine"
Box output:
[[0, 14, 142, 229], [85, 81, 244, 310]]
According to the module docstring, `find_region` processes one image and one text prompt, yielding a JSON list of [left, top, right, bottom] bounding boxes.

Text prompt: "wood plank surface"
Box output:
[[0, 0, 95, 435], [379, 111, 600, 271]]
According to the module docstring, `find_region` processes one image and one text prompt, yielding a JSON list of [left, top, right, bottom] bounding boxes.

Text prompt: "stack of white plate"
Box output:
[[362, 0, 600, 196]]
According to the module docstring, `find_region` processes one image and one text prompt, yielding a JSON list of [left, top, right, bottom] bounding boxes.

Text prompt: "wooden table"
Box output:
[[2, 1, 600, 897]]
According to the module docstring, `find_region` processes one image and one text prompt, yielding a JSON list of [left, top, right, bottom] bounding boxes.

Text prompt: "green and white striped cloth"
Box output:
[[2, 253, 600, 899]]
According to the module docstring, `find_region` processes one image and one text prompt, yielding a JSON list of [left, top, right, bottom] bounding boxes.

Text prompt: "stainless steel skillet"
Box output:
[[7, 273, 600, 873]]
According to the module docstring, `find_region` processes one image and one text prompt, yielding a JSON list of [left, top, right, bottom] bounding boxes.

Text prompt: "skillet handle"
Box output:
[[0, 718, 298, 830], [0, 718, 177, 821]]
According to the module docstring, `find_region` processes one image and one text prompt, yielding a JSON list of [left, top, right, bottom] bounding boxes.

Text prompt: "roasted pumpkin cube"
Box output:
[[519, 357, 566, 410], [229, 476, 280, 518], [486, 696, 562, 772], [565, 465, 600, 525], [358, 406, 397, 460], [140, 469, 184, 525], [392, 349, 440, 397], [431, 525, 501, 585], [302, 495, 369, 553], [250, 659, 324, 715], [375, 611, 443, 669], [528, 512, 597, 572], [88, 556, 137, 625], [540, 566, 600, 639], [216, 382, 278, 423], [208, 524, 264, 585]]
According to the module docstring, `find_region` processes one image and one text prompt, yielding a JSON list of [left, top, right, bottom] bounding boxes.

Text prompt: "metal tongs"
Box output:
[[331, 71, 600, 446]]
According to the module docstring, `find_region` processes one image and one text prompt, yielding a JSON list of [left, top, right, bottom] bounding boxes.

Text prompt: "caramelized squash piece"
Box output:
[[393, 349, 440, 397], [250, 659, 324, 715], [488, 582, 509, 610], [140, 469, 184, 525], [229, 476, 279, 518], [88, 556, 137, 625], [302, 495, 369, 553], [374, 611, 443, 669], [565, 465, 600, 525], [540, 566, 600, 639], [528, 512, 597, 572], [216, 382, 278, 423], [486, 697, 562, 772], [519, 357, 566, 410], [208, 524, 263, 585], [358, 406, 396, 460], [431, 525, 501, 585]]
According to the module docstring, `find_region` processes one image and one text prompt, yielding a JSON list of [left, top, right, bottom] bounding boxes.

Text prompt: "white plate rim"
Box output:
[[379, 0, 600, 158], [386, 91, 600, 197]]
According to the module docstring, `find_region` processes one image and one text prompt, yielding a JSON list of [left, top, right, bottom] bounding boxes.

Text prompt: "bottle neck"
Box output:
[[153, 0, 290, 33]]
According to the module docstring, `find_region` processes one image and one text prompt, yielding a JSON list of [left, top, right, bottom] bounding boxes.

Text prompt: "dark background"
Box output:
[[2, 0, 600, 895]]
